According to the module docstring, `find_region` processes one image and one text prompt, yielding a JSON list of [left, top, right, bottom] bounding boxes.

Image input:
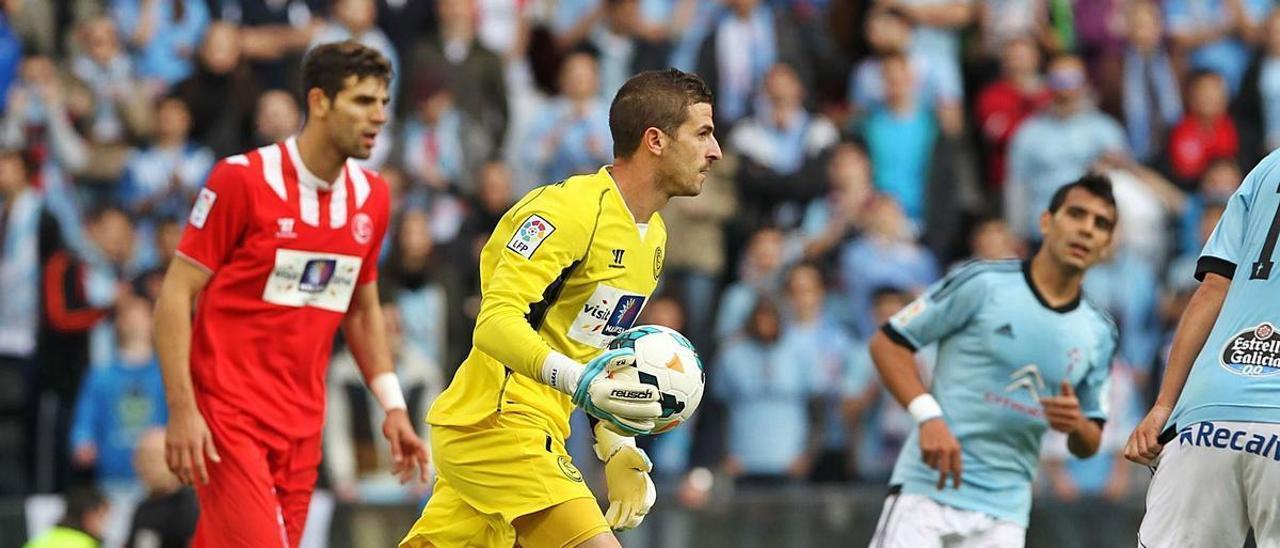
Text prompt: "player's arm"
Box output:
[[473, 200, 660, 434], [154, 256, 219, 486], [341, 282, 430, 484], [870, 264, 991, 489], [155, 160, 249, 486], [1124, 272, 1230, 464], [1127, 170, 1252, 464]]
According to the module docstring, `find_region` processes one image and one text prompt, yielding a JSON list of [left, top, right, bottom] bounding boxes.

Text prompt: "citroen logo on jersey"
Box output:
[[276, 217, 297, 239], [610, 249, 626, 269], [1005, 364, 1047, 401]]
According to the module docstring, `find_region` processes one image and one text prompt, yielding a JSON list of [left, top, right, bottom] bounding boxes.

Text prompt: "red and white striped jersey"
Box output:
[[176, 137, 391, 438]]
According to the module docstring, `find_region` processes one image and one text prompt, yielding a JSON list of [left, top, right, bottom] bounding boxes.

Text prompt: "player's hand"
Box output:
[[382, 408, 430, 485], [1124, 404, 1173, 465], [918, 418, 962, 490], [165, 404, 221, 486], [1040, 381, 1086, 434], [594, 422, 656, 531], [572, 349, 662, 436]]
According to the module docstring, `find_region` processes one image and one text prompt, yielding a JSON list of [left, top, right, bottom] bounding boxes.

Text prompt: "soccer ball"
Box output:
[[607, 325, 705, 434]]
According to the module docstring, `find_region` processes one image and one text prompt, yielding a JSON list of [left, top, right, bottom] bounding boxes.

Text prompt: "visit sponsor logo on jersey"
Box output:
[[507, 214, 556, 259], [352, 212, 374, 244], [1220, 322, 1280, 377], [568, 284, 647, 348], [189, 188, 217, 229], [262, 249, 363, 313]]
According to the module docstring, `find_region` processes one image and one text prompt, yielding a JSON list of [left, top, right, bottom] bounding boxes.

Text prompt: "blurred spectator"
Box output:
[[1179, 158, 1242, 254], [965, 216, 1023, 262], [976, 36, 1051, 189], [799, 142, 874, 263], [1168, 70, 1237, 186], [1072, 0, 1127, 77], [310, 0, 401, 108], [1164, 0, 1270, 96], [590, 0, 642, 99], [252, 89, 302, 147], [783, 263, 862, 483], [850, 6, 958, 110], [713, 297, 819, 485], [731, 62, 837, 230], [0, 147, 56, 496], [110, 0, 211, 90], [68, 17, 152, 150], [23, 485, 108, 548], [325, 298, 440, 505], [1112, 1, 1180, 164], [380, 208, 448, 368], [398, 79, 492, 195], [231, 0, 324, 90], [976, 0, 1048, 66], [374, 0, 436, 67], [1005, 54, 1126, 241], [404, 0, 509, 148], [521, 51, 612, 184], [69, 294, 165, 488], [36, 204, 132, 492], [836, 195, 938, 337], [697, 0, 811, 128], [888, 0, 973, 104], [858, 53, 937, 226], [548, 0, 603, 52], [132, 216, 182, 300], [662, 153, 738, 351], [175, 21, 262, 157], [714, 226, 789, 342], [1254, 11, 1280, 157], [118, 96, 214, 223], [0, 3, 17, 106], [125, 428, 198, 548]]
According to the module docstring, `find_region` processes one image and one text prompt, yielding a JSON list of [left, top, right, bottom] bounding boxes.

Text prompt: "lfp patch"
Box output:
[[507, 214, 556, 259], [189, 188, 217, 229]]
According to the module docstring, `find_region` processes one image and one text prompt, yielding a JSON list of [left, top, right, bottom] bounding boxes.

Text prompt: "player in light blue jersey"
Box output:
[[1126, 150, 1280, 547], [868, 174, 1120, 547]]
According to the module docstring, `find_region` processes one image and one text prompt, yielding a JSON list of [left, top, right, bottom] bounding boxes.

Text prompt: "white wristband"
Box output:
[[908, 394, 943, 424], [370, 372, 407, 412], [541, 351, 585, 396]]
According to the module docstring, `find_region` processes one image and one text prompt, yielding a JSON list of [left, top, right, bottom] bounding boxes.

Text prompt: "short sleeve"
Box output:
[[883, 263, 992, 352], [175, 161, 251, 274], [1076, 315, 1118, 421], [1197, 180, 1256, 280], [357, 178, 390, 285]]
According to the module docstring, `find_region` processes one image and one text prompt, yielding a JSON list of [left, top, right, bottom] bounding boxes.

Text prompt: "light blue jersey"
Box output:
[[1171, 150, 1280, 429], [883, 260, 1117, 526]]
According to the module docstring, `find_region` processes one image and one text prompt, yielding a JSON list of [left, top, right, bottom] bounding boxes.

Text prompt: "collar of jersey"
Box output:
[[285, 136, 340, 192], [601, 165, 648, 239], [1021, 259, 1081, 314]]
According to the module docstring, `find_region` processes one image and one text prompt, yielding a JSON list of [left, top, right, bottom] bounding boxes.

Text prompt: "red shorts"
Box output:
[[192, 398, 322, 548]]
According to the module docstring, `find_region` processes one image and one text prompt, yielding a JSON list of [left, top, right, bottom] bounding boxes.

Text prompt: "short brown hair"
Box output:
[[301, 41, 393, 112], [609, 69, 713, 158]]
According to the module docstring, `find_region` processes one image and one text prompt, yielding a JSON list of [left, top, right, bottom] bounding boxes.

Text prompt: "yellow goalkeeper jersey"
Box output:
[[427, 166, 667, 440]]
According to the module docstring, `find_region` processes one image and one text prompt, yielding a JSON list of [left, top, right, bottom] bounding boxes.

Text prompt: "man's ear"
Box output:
[[306, 88, 330, 119], [1038, 209, 1052, 238], [643, 127, 666, 156]]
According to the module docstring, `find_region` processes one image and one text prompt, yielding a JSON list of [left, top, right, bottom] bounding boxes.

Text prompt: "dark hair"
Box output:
[[609, 68, 713, 158], [1188, 68, 1225, 87], [60, 485, 107, 529], [301, 41, 393, 112], [1047, 172, 1117, 216]]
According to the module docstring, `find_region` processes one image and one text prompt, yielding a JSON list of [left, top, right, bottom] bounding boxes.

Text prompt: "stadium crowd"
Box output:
[[0, 0, 1270, 545]]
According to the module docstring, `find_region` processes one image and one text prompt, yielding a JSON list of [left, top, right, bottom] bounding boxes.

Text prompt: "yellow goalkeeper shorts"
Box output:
[[399, 408, 611, 548]]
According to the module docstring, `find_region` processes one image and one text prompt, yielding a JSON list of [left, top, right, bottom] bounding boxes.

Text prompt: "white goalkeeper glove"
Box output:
[[542, 349, 662, 435], [593, 421, 656, 531]]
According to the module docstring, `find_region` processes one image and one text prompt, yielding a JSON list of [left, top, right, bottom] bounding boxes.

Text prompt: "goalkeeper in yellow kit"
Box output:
[[399, 69, 722, 548]]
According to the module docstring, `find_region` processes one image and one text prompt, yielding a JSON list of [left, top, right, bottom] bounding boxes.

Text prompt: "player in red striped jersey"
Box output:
[[153, 41, 429, 547]]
